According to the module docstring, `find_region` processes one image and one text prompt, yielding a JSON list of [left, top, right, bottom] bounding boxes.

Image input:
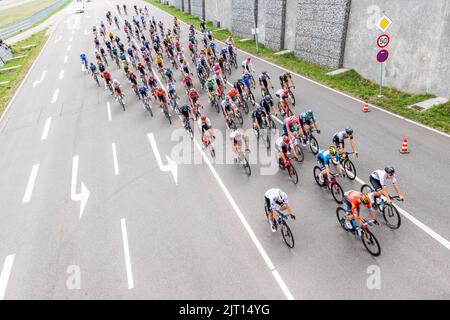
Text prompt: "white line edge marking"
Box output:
[[107, 102, 112, 121], [22, 164, 40, 203], [0, 31, 53, 124], [193, 139, 294, 300], [64, 56, 68, 64], [59, 69, 64, 80], [120, 218, 134, 289], [0, 254, 15, 300], [112, 143, 119, 175], [156, 3, 450, 139], [41, 117, 52, 140], [150, 2, 450, 251], [51, 89, 59, 103]]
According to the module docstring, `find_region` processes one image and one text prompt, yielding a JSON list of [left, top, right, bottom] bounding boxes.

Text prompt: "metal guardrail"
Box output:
[[0, 0, 69, 39]]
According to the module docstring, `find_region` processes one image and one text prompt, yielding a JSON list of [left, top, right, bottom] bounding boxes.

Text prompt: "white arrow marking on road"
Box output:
[[41, 117, 52, 140], [112, 143, 119, 175], [71, 155, 90, 219], [120, 218, 134, 289], [67, 45, 71, 51], [32, 70, 47, 88], [69, 36, 73, 42], [147, 133, 178, 184], [51, 89, 59, 103], [0, 254, 15, 300], [63, 56, 68, 64], [107, 102, 112, 121], [54, 35, 62, 43], [22, 164, 39, 203], [59, 69, 64, 80]]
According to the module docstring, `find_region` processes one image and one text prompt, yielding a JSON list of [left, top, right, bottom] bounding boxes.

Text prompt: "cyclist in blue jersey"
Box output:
[[241, 70, 253, 95], [316, 146, 342, 186], [80, 52, 88, 69]]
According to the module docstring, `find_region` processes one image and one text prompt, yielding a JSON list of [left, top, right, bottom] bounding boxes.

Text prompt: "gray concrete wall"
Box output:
[[263, 0, 286, 51], [284, 0, 297, 51], [231, 0, 256, 39], [294, 0, 351, 69], [204, 0, 232, 29], [190, 0, 203, 19], [343, 0, 450, 97], [173, 0, 182, 10]]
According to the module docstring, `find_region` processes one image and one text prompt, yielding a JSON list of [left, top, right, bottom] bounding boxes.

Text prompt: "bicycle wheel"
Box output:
[[95, 76, 100, 87], [336, 207, 352, 231], [289, 90, 296, 106], [164, 109, 171, 125], [309, 136, 319, 154], [228, 118, 237, 130], [145, 102, 153, 117], [235, 110, 244, 126], [288, 165, 298, 184], [382, 204, 401, 229], [242, 100, 249, 114], [344, 160, 356, 180], [213, 100, 220, 113], [265, 132, 271, 150], [210, 146, 216, 159], [243, 157, 251, 176], [249, 92, 256, 106], [281, 222, 295, 248], [361, 229, 381, 256], [313, 166, 325, 187], [294, 144, 304, 162], [360, 184, 374, 194], [286, 107, 293, 117], [331, 182, 344, 204]]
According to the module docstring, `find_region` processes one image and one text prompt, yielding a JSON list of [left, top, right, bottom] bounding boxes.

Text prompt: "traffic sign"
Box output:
[[377, 15, 392, 32], [377, 34, 390, 48], [376, 49, 389, 63]]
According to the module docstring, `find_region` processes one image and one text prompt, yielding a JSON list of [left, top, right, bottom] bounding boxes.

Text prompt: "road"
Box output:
[[0, 0, 449, 299]]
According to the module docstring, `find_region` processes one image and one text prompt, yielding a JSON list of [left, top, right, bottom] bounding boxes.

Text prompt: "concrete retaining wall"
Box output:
[[231, 0, 256, 39]]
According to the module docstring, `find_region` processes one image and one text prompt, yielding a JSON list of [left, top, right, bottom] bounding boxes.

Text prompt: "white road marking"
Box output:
[[354, 176, 450, 250], [107, 102, 112, 120], [0, 254, 15, 300], [32, 70, 47, 88], [120, 218, 134, 289], [41, 117, 52, 140], [71, 155, 90, 219], [193, 139, 294, 300], [22, 164, 39, 203], [147, 133, 178, 184], [63, 56, 68, 64], [69, 36, 73, 42], [112, 143, 119, 175], [67, 45, 71, 51], [59, 69, 64, 80], [51, 89, 59, 103], [54, 35, 62, 43], [72, 30, 75, 35]]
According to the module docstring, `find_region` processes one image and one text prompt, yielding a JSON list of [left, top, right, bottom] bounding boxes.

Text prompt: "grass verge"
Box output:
[[0, 28, 49, 116], [145, 0, 449, 134]]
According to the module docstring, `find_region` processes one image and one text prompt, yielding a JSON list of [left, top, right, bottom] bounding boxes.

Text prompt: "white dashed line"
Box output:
[[22, 164, 39, 203], [112, 143, 119, 175], [107, 102, 112, 121], [0, 254, 15, 300], [120, 218, 134, 289], [51, 89, 59, 103], [41, 117, 52, 140], [59, 69, 64, 80]]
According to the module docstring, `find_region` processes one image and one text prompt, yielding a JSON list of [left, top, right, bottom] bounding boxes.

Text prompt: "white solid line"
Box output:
[[193, 139, 294, 300], [112, 143, 119, 175], [0, 254, 15, 300], [160, 3, 450, 139], [63, 56, 68, 64], [22, 164, 39, 203], [67, 45, 71, 51], [0, 30, 53, 124], [107, 102, 112, 121], [354, 175, 450, 250], [120, 218, 134, 289], [41, 117, 52, 140], [59, 69, 64, 80], [51, 89, 59, 103]]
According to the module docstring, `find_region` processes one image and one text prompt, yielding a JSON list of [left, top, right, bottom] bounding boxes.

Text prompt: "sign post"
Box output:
[[375, 13, 392, 98], [376, 49, 389, 97]]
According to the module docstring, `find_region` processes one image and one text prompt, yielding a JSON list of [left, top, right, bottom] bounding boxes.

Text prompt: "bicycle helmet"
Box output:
[[246, 57, 251, 62], [329, 146, 337, 156], [385, 166, 395, 175], [275, 190, 286, 204], [345, 127, 353, 135], [201, 115, 207, 122], [264, 95, 272, 102], [225, 95, 230, 101], [306, 110, 313, 117], [360, 194, 370, 205], [262, 71, 267, 75], [282, 136, 290, 145], [189, 88, 195, 92]]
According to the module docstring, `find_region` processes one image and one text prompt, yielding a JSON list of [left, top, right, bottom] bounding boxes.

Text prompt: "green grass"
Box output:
[[146, 0, 449, 133], [0, 0, 58, 29], [0, 29, 49, 116]]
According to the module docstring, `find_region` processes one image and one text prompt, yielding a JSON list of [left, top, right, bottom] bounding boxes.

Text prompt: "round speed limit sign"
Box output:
[[377, 34, 390, 48]]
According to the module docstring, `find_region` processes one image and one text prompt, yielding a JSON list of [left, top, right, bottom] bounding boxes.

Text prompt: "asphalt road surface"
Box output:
[[0, 0, 449, 299]]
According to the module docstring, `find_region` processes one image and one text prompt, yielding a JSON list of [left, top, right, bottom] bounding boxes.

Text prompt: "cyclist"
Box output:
[[230, 129, 250, 163], [252, 104, 271, 134], [369, 167, 404, 206], [259, 71, 274, 95], [299, 110, 320, 143], [205, 77, 217, 103], [275, 135, 293, 168], [102, 70, 112, 90], [139, 83, 150, 105], [213, 72, 225, 97], [188, 87, 201, 112], [147, 74, 159, 95], [209, 40, 217, 57], [241, 70, 253, 95], [227, 87, 242, 105], [112, 79, 123, 100], [200, 19, 206, 32], [164, 67, 175, 83], [155, 87, 168, 110], [155, 54, 164, 73], [241, 57, 255, 74], [316, 146, 343, 186], [279, 71, 295, 90], [97, 61, 106, 73], [282, 115, 302, 139], [332, 127, 358, 157], [137, 62, 146, 78], [212, 61, 223, 78], [181, 60, 192, 76], [343, 190, 377, 236], [80, 52, 88, 70], [198, 115, 215, 146], [275, 88, 290, 115], [225, 36, 234, 46], [89, 62, 97, 78], [234, 80, 245, 101], [260, 95, 277, 116], [182, 74, 194, 92], [167, 81, 178, 102], [178, 103, 193, 128], [222, 96, 238, 127], [264, 188, 295, 232]]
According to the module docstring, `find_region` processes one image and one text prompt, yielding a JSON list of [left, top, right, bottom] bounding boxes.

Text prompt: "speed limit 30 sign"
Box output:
[[377, 34, 390, 48]]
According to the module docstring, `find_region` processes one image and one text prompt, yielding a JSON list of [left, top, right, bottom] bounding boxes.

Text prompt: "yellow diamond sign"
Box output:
[[377, 15, 392, 32]]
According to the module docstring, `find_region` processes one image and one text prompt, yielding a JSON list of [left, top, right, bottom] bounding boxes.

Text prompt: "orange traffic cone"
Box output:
[[362, 99, 370, 112], [399, 138, 410, 154]]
